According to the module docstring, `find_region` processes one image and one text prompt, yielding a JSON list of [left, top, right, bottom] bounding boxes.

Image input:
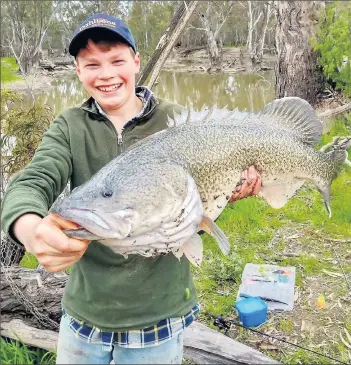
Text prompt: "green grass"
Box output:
[[8, 114, 351, 364], [1, 57, 21, 83], [0, 338, 56, 364]]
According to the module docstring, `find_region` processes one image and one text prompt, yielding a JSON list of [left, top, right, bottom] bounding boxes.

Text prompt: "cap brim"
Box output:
[[69, 27, 134, 57]]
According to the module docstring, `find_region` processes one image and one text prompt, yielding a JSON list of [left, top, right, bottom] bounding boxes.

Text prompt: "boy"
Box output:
[[1, 13, 261, 364]]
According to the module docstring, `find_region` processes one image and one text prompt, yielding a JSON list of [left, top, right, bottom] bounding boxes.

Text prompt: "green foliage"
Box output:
[[1, 90, 54, 175], [20, 252, 39, 269], [313, 2, 351, 96], [0, 338, 56, 365], [0, 89, 20, 114], [1, 57, 21, 83]]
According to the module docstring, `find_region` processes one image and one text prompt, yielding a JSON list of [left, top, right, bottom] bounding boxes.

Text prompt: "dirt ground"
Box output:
[[163, 46, 276, 73]]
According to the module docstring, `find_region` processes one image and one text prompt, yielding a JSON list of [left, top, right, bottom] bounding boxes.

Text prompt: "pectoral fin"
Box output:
[[198, 215, 230, 255], [172, 246, 184, 260], [183, 234, 203, 267]]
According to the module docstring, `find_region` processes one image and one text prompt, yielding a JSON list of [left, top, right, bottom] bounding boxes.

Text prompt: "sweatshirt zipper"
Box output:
[[117, 131, 124, 152], [101, 116, 124, 153], [101, 115, 135, 154]]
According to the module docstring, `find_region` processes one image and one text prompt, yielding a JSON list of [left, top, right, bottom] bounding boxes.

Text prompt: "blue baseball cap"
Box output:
[[69, 13, 137, 57]]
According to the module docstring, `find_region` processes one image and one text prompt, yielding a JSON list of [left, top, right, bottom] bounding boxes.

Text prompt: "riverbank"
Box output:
[[163, 46, 276, 73], [1, 67, 75, 94], [1, 47, 275, 94]]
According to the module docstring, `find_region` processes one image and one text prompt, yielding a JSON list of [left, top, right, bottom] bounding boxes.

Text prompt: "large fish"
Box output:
[[51, 97, 350, 266]]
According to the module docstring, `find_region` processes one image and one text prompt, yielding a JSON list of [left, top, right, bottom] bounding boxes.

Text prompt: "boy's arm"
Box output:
[[1, 115, 73, 240], [1, 115, 89, 272]]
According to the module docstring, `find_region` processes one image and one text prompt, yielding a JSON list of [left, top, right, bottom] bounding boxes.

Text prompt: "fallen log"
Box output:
[[179, 46, 207, 57], [1, 265, 279, 364], [183, 321, 279, 364], [1, 318, 59, 351], [317, 102, 351, 120], [1, 266, 66, 330], [39, 59, 55, 71], [317, 102, 351, 132], [53, 59, 74, 66]]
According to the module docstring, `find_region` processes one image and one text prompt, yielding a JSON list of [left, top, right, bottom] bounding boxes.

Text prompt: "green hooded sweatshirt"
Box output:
[[1, 91, 198, 331]]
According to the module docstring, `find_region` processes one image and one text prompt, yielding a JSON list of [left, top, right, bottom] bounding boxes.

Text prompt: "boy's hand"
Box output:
[[229, 165, 262, 203], [14, 214, 89, 272]]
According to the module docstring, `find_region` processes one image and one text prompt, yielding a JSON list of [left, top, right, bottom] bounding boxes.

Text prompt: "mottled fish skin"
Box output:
[[121, 122, 345, 220], [52, 97, 349, 264]]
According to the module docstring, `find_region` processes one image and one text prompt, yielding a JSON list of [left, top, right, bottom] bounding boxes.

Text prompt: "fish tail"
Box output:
[[315, 145, 349, 218], [328, 137, 351, 180], [328, 149, 349, 180]]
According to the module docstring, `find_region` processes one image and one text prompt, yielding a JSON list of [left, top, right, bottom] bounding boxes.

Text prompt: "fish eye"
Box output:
[[102, 189, 113, 198]]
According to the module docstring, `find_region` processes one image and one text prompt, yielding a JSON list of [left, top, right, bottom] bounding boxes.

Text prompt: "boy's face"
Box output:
[[75, 40, 140, 113]]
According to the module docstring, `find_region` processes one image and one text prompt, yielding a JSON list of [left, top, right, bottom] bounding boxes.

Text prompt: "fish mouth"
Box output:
[[52, 207, 116, 239], [51, 205, 134, 240]]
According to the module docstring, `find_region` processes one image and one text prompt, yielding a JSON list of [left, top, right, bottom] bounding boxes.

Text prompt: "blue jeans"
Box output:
[[56, 311, 184, 364]]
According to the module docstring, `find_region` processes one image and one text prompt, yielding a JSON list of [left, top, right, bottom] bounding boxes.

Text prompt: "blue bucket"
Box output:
[[235, 296, 267, 328]]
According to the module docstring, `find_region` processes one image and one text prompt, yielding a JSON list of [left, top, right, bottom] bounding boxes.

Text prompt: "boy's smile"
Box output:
[[96, 83, 122, 92], [75, 40, 141, 116]]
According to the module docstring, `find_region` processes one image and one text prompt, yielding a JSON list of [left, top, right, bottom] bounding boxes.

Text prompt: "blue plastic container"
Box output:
[[235, 296, 267, 328]]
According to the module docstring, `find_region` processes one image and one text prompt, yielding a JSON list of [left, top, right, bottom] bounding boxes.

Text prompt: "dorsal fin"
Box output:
[[202, 106, 215, 122], [185, 107, 192, 124], [167, 106, 246, 127], [254, 97, 322, 146]]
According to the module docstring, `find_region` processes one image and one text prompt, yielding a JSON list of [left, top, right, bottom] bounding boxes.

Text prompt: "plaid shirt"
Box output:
[[62, 304, 199, 349], [94, 86, 152, 127]]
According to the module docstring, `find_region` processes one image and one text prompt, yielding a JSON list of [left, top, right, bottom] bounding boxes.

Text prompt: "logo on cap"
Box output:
[[79, 18, 116, 32]]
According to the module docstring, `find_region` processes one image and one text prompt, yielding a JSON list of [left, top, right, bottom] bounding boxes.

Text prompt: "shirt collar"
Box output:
[[94, 86, 153, 120]]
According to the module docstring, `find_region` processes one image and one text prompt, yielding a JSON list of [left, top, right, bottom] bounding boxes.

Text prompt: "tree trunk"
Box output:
[[137, 1, 199, 88], [274, 1, 325, 104], [1, 265, 66, 330], [250, 2, 272, 71], [207, 34, 221, 70]]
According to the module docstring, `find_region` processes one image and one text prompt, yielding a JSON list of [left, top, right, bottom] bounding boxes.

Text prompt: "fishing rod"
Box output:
[[205, 312, 349, 365]]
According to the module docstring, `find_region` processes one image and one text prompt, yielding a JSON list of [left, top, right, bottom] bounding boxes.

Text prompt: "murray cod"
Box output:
[[51, 97, 350, 266]]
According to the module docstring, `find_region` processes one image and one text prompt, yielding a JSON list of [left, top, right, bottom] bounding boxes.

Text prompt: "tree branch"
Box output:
[[214, 1, 235, 39], [33, 2, 63, 59], [137, 1, 199, 88]]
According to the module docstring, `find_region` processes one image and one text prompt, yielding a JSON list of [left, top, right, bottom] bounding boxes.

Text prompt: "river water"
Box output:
[[32, 70, 275, 115]]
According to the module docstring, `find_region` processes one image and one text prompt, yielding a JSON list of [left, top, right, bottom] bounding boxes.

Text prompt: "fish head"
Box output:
[[51, 177, 136, 239], [51, 160, 193, 240]]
